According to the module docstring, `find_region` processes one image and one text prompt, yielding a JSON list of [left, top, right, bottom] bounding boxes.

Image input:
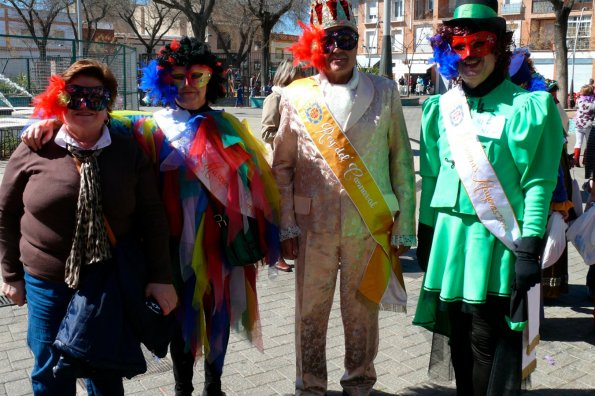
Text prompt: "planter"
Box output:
[[401, 97, 419, 106], [250, 96, 265, 108], [7, 96, 32, 107]]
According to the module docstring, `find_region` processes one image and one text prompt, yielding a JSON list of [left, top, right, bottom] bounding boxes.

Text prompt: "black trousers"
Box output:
[[170, 325, 195, 396], [449, 304, 522, 396], [170, 322, 230, 396]]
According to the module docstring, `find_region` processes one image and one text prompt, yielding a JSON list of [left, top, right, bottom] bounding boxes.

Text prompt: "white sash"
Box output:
[[439, 87, 521, 251]]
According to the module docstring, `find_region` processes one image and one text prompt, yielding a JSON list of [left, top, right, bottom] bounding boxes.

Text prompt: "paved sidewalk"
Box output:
[[0, 105, 594, 395]]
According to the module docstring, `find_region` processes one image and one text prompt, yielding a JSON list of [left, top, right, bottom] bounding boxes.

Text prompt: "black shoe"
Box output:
[[202, 384, 226, 396], [202, 390, 226, 396]]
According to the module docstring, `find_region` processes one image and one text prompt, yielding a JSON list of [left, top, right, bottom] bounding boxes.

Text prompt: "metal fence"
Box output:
[[0, 35, 138, 158]]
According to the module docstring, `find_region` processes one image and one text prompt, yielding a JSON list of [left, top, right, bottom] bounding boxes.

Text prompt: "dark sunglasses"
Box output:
[[65, 84, 111, 111], [322, 28, 359, 54]]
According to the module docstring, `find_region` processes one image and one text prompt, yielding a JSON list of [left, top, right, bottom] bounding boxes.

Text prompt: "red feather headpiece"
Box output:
[[288, 21, 326, 72], [32, 75, 69, 120]]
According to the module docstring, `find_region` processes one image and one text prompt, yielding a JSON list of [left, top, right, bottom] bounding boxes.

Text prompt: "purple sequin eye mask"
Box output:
[[64, 85, 111, 111], [322, 28, 359, 54]]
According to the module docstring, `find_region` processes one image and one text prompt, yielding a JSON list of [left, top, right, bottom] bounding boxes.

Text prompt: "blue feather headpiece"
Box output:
[[527, 74, 547, 92], [428, 34, 461, 80], [139, 60, 178, 108], [509, 48, 547, 92]]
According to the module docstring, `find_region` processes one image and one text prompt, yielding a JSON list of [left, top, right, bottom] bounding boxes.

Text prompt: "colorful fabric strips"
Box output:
[[109, 109, 280, 360]]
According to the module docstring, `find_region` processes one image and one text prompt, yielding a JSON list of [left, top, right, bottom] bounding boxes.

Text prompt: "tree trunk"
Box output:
[[554, 7, 570, 107], [38, 42, 47, 61], [190, 14, 207, 42], [261, 25, 272, 90]]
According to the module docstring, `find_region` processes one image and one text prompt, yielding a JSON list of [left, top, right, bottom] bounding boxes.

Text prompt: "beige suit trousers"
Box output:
[[295, 230, 379, 396]]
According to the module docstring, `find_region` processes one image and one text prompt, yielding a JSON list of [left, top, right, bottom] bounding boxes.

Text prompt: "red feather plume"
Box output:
[[288, 21, 326, 72], [170, 39, 181, 51], [32, 75, 68, 120]]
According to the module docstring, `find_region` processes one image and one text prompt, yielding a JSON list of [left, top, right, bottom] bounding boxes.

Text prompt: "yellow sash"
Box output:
[[288, 77, 405, 306]]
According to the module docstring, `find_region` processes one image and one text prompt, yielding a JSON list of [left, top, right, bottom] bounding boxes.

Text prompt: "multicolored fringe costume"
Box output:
[[109, 109, 280, 362]]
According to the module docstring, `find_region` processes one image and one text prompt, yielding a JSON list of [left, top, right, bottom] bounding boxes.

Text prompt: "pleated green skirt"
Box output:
[[413, 209, 516, 337]]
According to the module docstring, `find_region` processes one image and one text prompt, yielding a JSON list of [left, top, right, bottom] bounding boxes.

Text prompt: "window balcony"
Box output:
[[501, 3, 522, 15], [366, 15, 378, 24], [532, 1, 554, 14], [414, 9, 434, 20], [392, 43, 404, 52]]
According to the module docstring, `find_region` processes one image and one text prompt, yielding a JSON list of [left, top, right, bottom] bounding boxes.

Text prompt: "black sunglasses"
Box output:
[[322, 28, 359, 54]]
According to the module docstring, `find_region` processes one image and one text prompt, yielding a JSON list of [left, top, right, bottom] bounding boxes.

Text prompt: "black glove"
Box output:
[[416, 222, 434, 272], [513, 236, 543, 294]]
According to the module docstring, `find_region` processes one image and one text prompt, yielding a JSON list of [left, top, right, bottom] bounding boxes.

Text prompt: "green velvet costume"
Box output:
[[413, 79, 564, 336]]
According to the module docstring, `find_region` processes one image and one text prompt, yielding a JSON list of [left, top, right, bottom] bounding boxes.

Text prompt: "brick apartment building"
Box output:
[[352, 0, 595, 93]]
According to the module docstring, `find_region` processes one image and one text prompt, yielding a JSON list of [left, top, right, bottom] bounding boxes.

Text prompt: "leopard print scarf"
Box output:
[[64, 145, 112, 288]]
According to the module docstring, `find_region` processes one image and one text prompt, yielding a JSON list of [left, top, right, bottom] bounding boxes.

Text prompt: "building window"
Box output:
[[393, 0, 404, 19], [567, 15, 591, 50], [352, 1, 359, 25], [528, 20, 554, 50], [415, 0, 433, 19], [392, 29, 404, 52], [365, 29, 378, 54], [507, 21, 521, 47], [366, 0, 377, 23], [217, 32, 231, 49], [415, 26, 432, 53]]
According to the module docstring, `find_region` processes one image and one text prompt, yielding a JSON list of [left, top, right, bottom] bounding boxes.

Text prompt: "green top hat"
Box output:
[[444, 0, 506, 33]]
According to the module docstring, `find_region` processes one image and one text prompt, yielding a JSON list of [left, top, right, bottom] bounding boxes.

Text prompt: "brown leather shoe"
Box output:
[[275, 260, 293, 272]]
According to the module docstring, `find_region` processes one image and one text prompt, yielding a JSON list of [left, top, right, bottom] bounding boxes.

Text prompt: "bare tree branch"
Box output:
[[151, 0, 215, 40], [117, 0, 181, 56], [209, 0, 258, 69], [5, 0, 67, 59], [242, 0, 301, 87]]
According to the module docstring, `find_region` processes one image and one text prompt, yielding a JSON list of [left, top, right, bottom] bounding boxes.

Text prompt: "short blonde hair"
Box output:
[[272, 59, 305, 88], [580, 84, 594, 96], [62, 59, 118, 111]]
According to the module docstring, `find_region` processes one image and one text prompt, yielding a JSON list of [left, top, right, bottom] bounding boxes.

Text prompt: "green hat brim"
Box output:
[[443, 17, 506, 34]]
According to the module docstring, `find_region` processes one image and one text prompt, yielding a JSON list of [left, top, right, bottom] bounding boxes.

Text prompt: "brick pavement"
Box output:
[[0, 105, 594, 395]]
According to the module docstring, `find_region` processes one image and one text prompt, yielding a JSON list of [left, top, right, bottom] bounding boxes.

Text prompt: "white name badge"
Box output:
[[473, 113, 505, 140]]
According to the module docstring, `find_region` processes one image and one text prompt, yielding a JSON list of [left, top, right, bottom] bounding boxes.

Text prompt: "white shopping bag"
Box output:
[[541, 212, 568, 269], [566, 207, 595, 265]]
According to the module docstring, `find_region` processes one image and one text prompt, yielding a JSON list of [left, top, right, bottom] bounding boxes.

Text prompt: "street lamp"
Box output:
[[363, 45, 369, 68], [379, 0, 393, 79], [363, 44, 376, 69], [570, 7, 587, 106], [76, 0, 83, 57]]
